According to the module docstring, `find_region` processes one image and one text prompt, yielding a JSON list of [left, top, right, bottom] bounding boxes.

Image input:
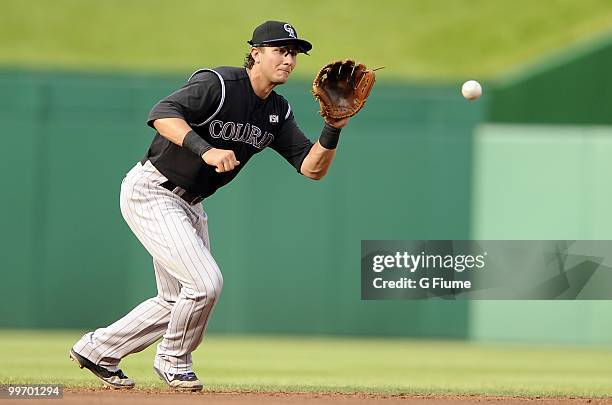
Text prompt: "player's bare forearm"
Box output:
[[326, 117, 349, 129], [299, 117, 348, 180], [300, 141, 337, 180], [152, 118, 193, 146]]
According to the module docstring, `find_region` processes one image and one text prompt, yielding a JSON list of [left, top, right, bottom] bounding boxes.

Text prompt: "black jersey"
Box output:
[[144, 66, 314, 199]]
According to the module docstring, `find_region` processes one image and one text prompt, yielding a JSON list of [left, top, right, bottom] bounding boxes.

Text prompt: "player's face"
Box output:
[[259, 46, 298, 84]]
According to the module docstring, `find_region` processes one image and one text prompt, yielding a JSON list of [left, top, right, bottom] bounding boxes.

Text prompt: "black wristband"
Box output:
[[318, 123, 342, 149], [183, 130, 213, 157]]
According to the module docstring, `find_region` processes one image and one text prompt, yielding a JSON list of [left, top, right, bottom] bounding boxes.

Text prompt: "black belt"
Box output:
[[159, 180, 204, 205]]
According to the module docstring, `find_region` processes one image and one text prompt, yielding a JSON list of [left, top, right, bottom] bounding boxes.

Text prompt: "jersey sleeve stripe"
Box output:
[[187, 68, 226, 127], [285, 103, 292, 120]]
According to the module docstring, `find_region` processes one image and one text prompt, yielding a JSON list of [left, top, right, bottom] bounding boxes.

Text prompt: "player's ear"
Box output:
[[252, 47, 263, 64]]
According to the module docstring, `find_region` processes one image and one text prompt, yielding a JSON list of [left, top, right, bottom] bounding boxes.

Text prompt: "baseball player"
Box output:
[[69, 20, 349, 391]]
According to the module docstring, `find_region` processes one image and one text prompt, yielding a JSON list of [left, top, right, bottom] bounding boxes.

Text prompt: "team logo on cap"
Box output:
[[283, 24, 296, 38]]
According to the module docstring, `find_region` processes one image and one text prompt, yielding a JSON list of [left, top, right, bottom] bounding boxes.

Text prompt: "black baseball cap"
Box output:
[[247, 21, 312, 54]]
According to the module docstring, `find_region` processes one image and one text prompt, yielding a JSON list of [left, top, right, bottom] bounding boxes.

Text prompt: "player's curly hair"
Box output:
[[244, 52, 255, 69]]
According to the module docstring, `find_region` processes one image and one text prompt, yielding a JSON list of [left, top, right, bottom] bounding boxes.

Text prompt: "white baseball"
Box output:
[[461, 80, 482, 100]]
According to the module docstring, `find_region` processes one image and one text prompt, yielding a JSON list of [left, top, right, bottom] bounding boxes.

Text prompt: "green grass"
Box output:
[[1, 0, 612, 79], [0, 330, 611, 397]]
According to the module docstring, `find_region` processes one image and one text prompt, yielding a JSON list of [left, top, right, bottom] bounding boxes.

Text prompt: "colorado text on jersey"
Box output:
[[208, 119, 275, 150]]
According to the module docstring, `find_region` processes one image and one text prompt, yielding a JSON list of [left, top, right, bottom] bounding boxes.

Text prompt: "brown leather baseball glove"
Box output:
[[312, 60, 377, 120]]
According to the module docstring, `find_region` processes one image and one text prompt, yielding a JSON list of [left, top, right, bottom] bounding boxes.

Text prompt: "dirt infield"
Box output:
[[2, 389, 610, 405]]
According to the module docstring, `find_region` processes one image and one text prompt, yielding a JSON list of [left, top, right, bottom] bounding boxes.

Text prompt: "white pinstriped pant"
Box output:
[[73, 160, 223, 374]]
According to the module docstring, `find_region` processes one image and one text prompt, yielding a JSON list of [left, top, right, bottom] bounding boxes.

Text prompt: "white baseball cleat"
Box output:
[[154, 366, 203, 391], [69, 349, 135, 389]]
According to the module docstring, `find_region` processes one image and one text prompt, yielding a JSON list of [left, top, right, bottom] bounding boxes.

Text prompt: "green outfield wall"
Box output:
[[468, 124, 612, 345], [470, 37, 612, 346], [0, 69, 481, 337], [490, 35, 612, 125]]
